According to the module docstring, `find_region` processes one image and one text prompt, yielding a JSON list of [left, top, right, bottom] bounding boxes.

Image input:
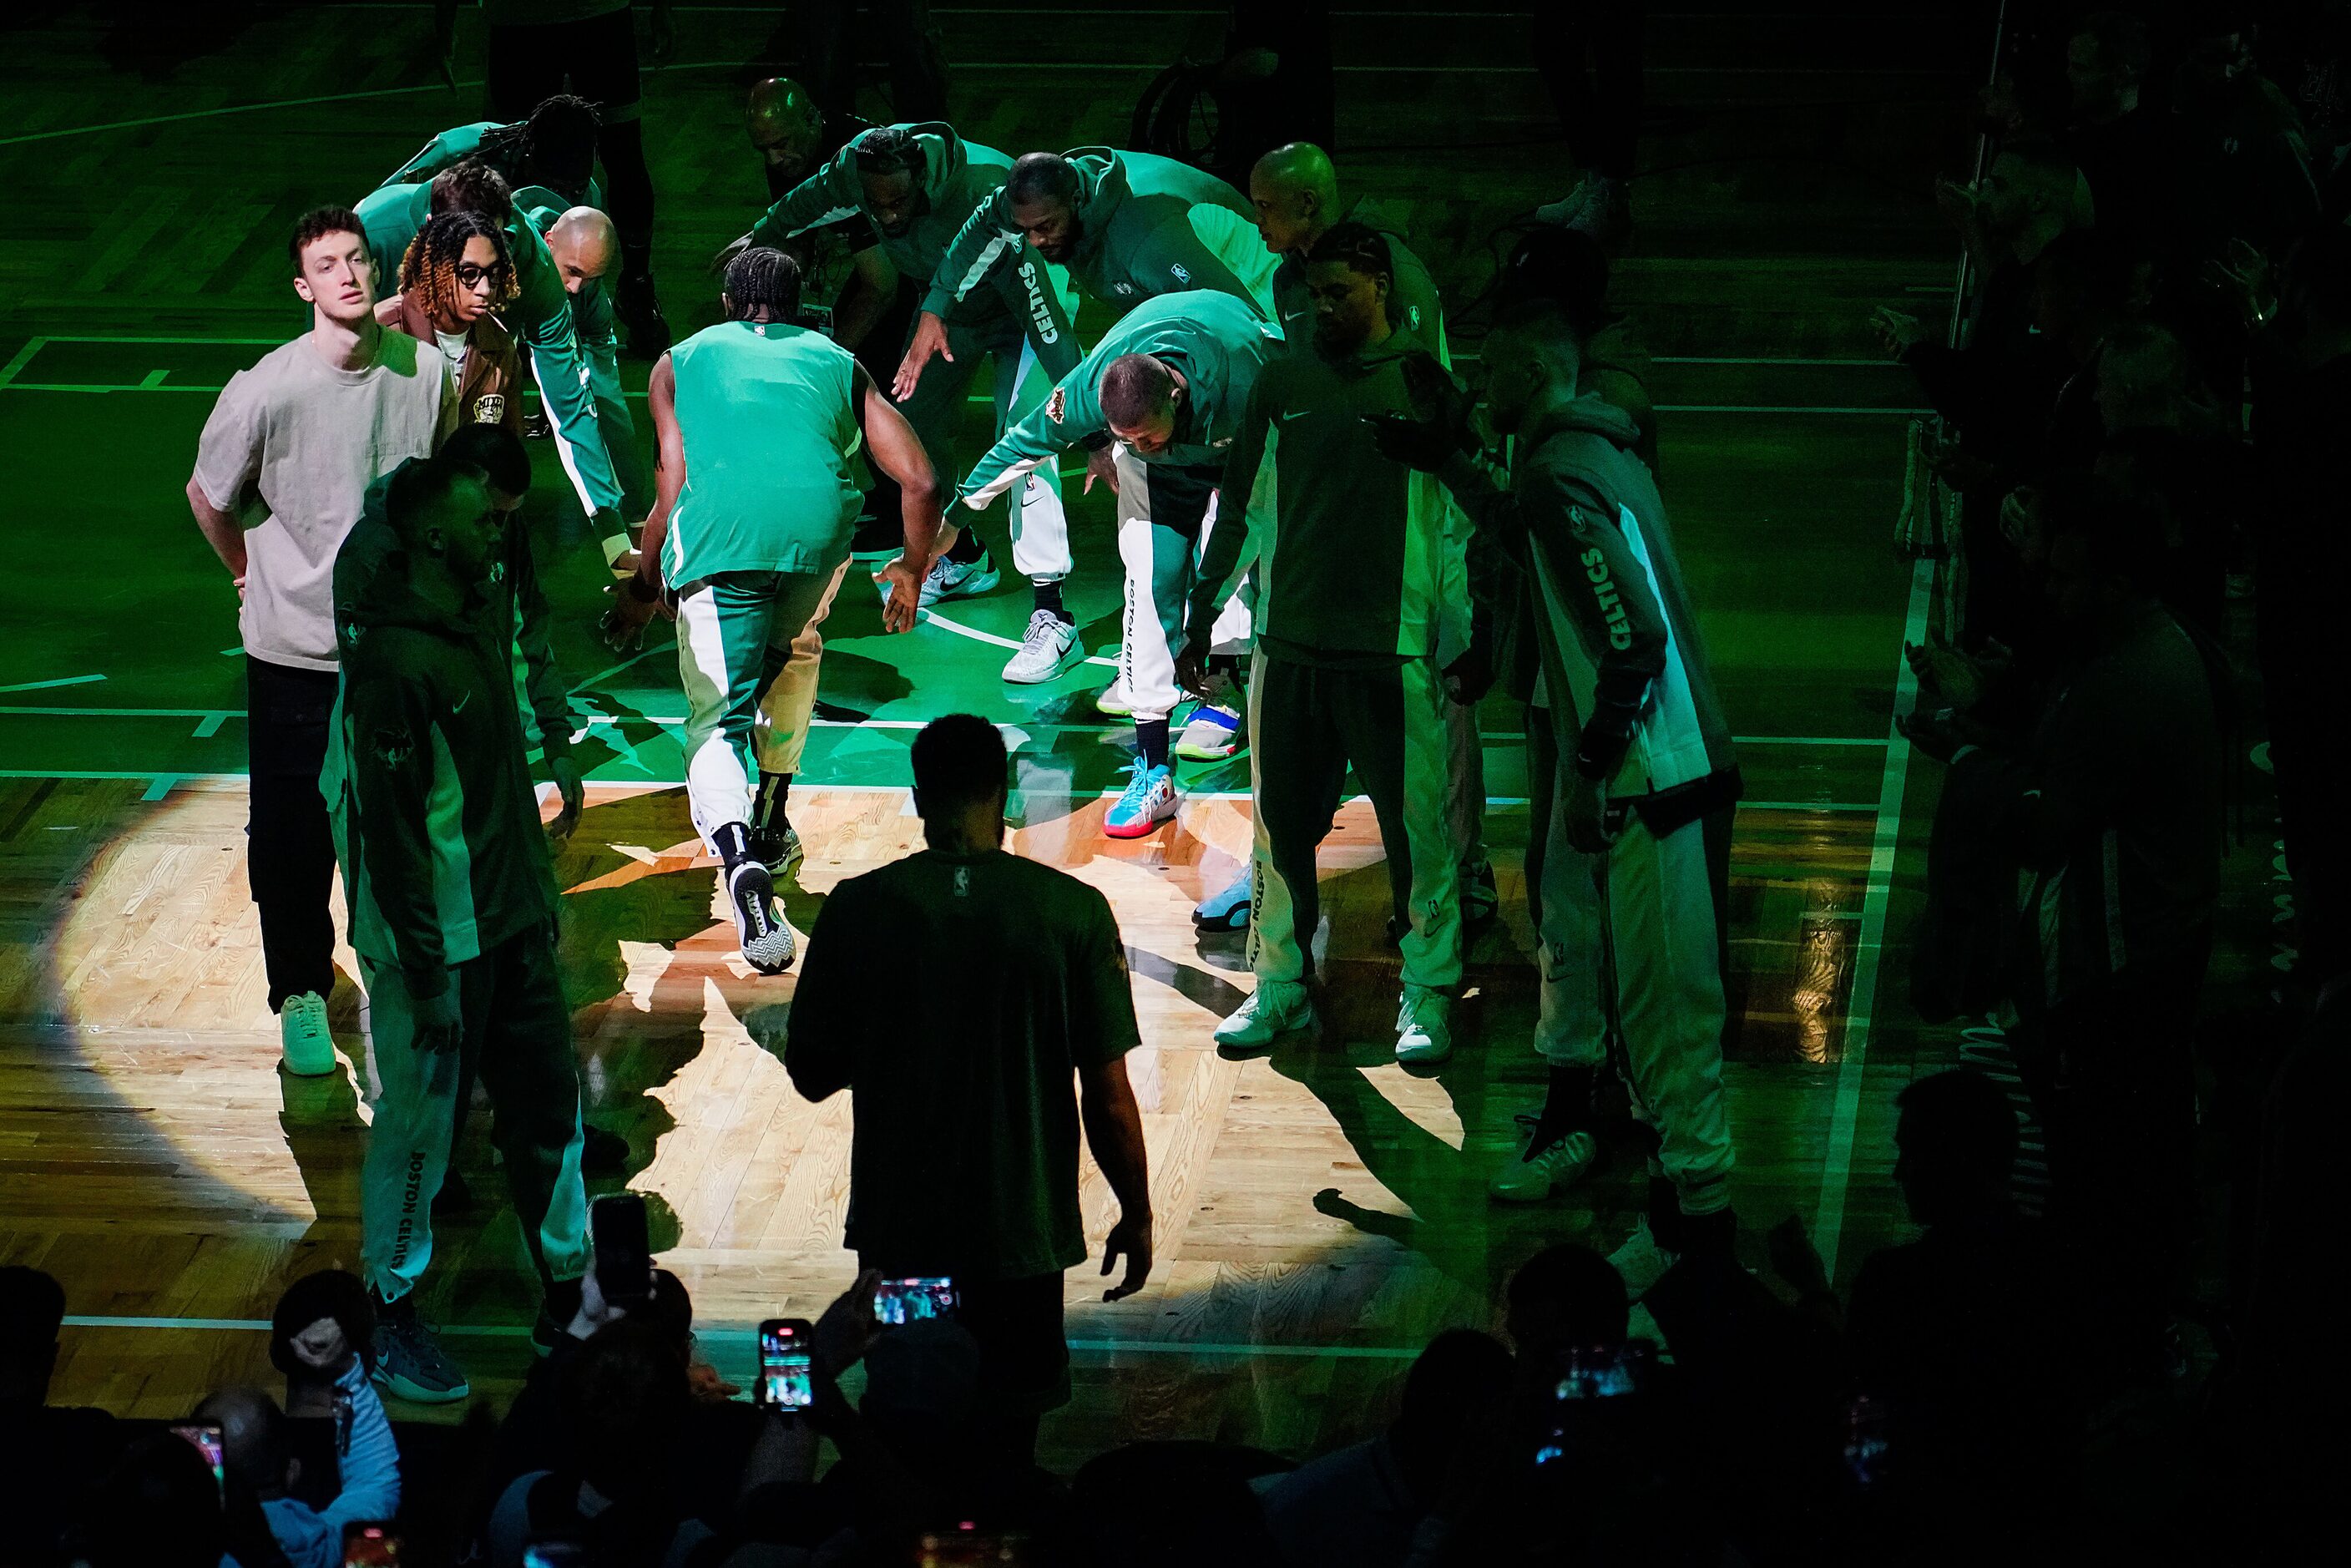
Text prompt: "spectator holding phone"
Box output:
[[199, 1332, 400, 1568], [787, 712, 1155, 1468]]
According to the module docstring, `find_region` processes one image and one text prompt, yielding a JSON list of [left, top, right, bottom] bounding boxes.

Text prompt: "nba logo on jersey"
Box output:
[[953, 866, 971, 897], [1170, 263, 1191, 284], [473, 392, 505, 425]]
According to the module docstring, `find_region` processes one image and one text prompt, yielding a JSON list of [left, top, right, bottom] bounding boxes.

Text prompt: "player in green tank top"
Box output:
[[599, 249, 942, 976]]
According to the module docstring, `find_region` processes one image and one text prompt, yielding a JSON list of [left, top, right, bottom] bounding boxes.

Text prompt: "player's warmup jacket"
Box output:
[[1189, 335, 1469, 664], [955, 291, 1282, 510], [922, 146, 1275, 326], [327, 477, 562, 1001], [380, 119, 609, 215], [1268, 201, 1446, 357], [1443, 395, 1739, 831], [747, 121, 1079, 377], [355, 181, 623, 515]]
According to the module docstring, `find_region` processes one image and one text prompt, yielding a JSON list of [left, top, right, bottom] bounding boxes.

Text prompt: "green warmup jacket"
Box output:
[[956, 291, 1282, 510], [513, 189, 629, 445], [1270, 200, 1446, 359], [328, 463, 562, 1000], [1189, 335, 1470, 666], [922, 147, 1277, 328], [662, 318, 867, 584], [355, 180, 622, 513], [1439, 395, 1739, 827], [379, 119, 608, 215], [747, 121, 1080, 379]]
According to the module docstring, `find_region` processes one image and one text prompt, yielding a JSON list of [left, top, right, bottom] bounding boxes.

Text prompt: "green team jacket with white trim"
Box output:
[[1188, 335, 1471, 665], [921, 147, 1277, 327], [355, 180, 622, 513], [954, 291, 1282, 510], [1440, 395, 1739, 826], [747, 121, 1080, 378], [378, 119, 609, 215]]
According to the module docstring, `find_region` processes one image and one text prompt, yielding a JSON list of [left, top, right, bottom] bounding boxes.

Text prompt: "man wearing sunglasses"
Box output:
[[376, 209, 525, 438]]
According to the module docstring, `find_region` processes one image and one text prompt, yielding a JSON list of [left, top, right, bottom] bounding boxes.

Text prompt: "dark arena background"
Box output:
[[0, 1, 2338, 1562]]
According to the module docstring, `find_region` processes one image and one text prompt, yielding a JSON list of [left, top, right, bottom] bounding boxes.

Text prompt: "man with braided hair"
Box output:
[[731, 120, 1089, 680], [382, 93, 607, 213], [601, 248, 943, 974], [356, 164, 632, 566], [375, 209, 525, 438]]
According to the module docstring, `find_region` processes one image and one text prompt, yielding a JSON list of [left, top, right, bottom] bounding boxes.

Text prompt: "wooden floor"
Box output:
[[0, 0, 2010, 1469]]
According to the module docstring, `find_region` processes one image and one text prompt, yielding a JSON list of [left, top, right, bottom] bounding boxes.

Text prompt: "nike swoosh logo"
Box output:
[[452, 691, 472, 715], [1279, 409, 1315, 422]]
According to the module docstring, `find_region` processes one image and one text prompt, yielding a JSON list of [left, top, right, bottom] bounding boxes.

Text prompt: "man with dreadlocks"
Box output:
[[383, 93, 608, 215], [601, 248, 943, 974], [375, 209, 525, 438], [356, 164, 632, 569], [729, 121, 1087, 680]]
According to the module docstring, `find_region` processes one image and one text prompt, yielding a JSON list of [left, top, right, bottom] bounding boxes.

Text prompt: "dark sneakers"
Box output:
[[371, 1292, 471, 1404], [726, 859, 796, 974]]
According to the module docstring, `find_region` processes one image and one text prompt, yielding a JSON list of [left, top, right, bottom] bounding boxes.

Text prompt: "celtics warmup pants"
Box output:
[[359, 923, 588, 1304], [1246, 650, 1462, 993], [1534, 775, 1736, 1217], [679, 559, 849, 850], [898, 300, 1070, 580], [1115, 449, 1254, 724]]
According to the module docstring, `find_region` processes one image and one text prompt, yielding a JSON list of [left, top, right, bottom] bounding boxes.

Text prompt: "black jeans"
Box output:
[[246, 655, 340, 1012]]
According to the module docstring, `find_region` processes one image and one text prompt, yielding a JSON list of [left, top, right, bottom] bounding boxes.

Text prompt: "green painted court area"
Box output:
[[0, 333, 1918, 812]]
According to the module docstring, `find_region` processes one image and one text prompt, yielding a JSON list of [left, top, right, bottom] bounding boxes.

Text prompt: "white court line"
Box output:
[[1810, 555, 1931, 1282], [919, 607, 1120, 666]]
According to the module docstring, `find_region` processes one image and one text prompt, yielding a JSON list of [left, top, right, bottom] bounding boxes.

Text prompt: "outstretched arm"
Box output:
[[857, 362, 943, 632]]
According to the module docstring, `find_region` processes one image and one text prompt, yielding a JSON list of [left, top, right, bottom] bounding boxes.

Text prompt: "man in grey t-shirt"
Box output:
[[187, 205, 446, 1074]]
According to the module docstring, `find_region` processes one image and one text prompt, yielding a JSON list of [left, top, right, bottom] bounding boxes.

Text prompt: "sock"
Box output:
[[1529, 1062, 1597, 1151], [947, 529, 985, 565], [753, 774, 791, 838], [1136, 719, 1170, 770], [712, 822, 755, 868], [1033, 578, 1071, 623]]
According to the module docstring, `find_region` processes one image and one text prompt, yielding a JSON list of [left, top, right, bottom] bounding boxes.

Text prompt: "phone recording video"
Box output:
[[874, 1276, 957, 1325], [342, 1523, 401, 1566], [170, 1422, 224, 1497], [756, 1318, 816, 1410], [590, 1192, 653, 1308], [1533, 1343, 1651, 1465]]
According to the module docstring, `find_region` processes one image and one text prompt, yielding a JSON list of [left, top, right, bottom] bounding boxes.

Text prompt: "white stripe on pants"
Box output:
[[1535, 786, 1736, 1215], [677, 559, 847, 851], [1113, 446, 1253, 724]]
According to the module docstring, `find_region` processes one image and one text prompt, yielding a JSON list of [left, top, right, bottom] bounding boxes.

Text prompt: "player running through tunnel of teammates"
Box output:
[[718, 121, 1087, 680], [599, 248, 943, 974], [356, 161, 638, 567], [1374, 300, 1744, 1293], [1176, 224, 1477, 1065], [897, 144, 1282, 714], [955, 290, 1282, 837]]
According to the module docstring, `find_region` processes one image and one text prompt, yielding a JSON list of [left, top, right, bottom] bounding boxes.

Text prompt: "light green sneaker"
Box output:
[[1489, 1117, 1599, 1202]]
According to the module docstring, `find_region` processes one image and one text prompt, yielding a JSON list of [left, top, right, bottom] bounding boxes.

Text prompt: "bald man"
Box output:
[[533, 202, 652, 519], [356, 167, 631, 563]]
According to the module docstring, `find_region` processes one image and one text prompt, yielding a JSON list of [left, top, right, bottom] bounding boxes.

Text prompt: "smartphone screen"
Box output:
[[590, 1192, 652, 1307], [521, 1546, 586, 1568], [343, 1523, 401, 1567], [917, 1530, 1027, 1566], [1534, 1343, 1651, 1464], [756, 1318, 815, 1410], [873, 1276, 957, 1325], [170, 1422, 224, 1497]]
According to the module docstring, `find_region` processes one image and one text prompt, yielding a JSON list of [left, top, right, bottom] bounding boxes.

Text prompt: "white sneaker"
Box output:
[[1489, 1117, 1598, 1202], [1212, 979, 1315, 1051], [1606, 1218, 1681, 1302], [1094, 678, 1136, 717], [1002, 609, 1083, 683], [726, 861, 796, 974], [278, 991, 336, 1077], [1394, 986, 1454, 1064]]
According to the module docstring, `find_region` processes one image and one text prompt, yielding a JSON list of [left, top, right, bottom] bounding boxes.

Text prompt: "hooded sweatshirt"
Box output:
[[1191, 331, 1469, 665], [355, 180, 621, 515], [955, 291, 1282, 510], [1269, 200, 1446, 358], [747, 121, 1081, 378], [328, 471, 561, 999], [1440, 395, 1739, 831], [922, 146, 1277, 327]]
